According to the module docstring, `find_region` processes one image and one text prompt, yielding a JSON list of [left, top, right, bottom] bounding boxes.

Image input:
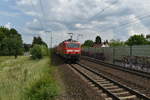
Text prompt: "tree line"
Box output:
[[0, 27, 23, 58], [82, 34, 150, 47], [0, 26, 48, 59]]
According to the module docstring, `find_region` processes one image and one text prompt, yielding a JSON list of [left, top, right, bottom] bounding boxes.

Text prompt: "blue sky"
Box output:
[[1, 0, 150, 46]]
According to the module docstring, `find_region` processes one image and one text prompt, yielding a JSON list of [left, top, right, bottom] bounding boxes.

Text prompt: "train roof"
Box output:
[[60, 39, 80, 44], [63, 39, 77, 42]]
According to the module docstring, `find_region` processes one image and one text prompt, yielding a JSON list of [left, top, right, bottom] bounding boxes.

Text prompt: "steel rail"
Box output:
[[69, 64, 121, 100], [81, 56, 150, 79], [77, 63, 150, 100]]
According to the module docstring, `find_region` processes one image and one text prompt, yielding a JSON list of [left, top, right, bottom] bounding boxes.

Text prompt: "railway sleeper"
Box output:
[[98, 81, 110, 84], [115, 92, 132, 97], [97, 89, 103, 93], [93, 87, 100, 91], [104, 86, 118, 89], [96, 79, 107, 82], [108, 88, 124, 93], [118, 95, 137, 100], [100, 83, 114, 87], [100, 93, 108, 98], [104, 97, 113, 100], [95, 77, 104, 80], [114, 91, 130, 96]]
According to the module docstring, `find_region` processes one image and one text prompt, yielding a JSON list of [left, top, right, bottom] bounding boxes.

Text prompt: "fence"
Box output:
[[81, 45, 150, 72]]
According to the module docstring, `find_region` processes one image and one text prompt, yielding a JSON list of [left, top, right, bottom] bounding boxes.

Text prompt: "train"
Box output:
[[55, 39, 81, 62]]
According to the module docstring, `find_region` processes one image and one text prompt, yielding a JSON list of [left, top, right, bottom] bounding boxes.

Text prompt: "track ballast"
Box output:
[[68, 63, 150, 100]]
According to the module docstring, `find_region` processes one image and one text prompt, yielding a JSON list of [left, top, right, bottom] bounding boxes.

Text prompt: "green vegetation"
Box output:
[[95, 36, 102, 44], [30, 45, 49, 59], [109, 39, 125, 47], [0, 27, 23, 58], [24, 44, 32, 52], [0, 56, 59, 100], [126, 34, 150, 46], [82, 40, 94, 47], [32, 36, 47, 47], [82, 34, 150, 48]]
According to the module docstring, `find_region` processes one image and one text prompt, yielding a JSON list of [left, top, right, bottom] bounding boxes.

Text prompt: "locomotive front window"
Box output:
[[67, 43, 80, 48]]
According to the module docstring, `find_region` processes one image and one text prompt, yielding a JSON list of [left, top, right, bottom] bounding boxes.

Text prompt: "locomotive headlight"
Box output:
[[66, 50, 80, 52], [66, 50, 73, 52], [74, 50, 80, 52]]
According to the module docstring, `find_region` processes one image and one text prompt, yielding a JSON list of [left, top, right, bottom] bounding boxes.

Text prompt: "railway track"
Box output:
[[81, 56, 150, 79], [68, 63, 150, 100]]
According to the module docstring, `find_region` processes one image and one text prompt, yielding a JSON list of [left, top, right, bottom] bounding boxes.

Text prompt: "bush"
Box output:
[[25, 77, 58, 100], [25, 64, 59, 100], [41, 45, 49, 56], [30, 45, 43, 59]]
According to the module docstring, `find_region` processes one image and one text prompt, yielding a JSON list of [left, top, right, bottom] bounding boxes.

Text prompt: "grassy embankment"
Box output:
[[0, 56, 59, 100]]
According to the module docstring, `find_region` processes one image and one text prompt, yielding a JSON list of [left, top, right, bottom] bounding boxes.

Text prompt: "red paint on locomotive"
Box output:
[[56, 40, 81, 61]]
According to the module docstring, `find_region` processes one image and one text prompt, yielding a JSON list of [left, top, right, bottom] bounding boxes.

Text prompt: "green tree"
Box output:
[[95, 36, 101, 44], [24, 44, 32, 52], [0, 27, 23, 58], [126, 34, 148, 46], [109, 39, 125, 47], [82, 40, 94, 47], [30, 45, 43, 59], [32, 36, 47, 47]]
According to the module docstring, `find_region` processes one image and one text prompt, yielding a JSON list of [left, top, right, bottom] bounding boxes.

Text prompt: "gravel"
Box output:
[[52, 55, 102, 100]]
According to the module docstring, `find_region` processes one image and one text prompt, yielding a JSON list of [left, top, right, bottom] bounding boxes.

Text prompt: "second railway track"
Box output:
[[68, 63, 150, 100], [81, 56, 150, 79]]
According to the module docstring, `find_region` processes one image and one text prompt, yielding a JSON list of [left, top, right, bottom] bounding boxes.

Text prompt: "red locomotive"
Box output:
[[56, 39, 81, 62]]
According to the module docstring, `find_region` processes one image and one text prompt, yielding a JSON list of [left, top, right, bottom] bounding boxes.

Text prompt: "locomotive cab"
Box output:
[[56, 39, 81, 63], [64, 42, 81, 61]]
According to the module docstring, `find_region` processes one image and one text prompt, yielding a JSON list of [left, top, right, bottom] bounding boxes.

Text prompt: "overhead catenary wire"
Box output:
[[30, 0, 45, 33], [86, 0, 119, 23], [99, 13, 150, 33], [39, 0, 53, 48]]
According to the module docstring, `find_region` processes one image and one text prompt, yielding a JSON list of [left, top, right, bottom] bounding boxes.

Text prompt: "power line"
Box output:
[[86, 0, 119, 22], [30, 0, 45, 31], [38, 0, 53, 48], [99, 13, 150, 33], [39, 0, 46, 20]]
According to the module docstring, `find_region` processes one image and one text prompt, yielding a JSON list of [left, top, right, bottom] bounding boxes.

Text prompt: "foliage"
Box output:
[[82, 40, 94, 47], [109, 39, 125, 47], [126, 34, 148, 46], [30, 45, 43, 59], [0, 27, 23, 58], [24, 44, 32, 52], [25, 76, 58, 100], [95, 36, 101, 44], [32, 37, 47, 47], [41, 45, 49, 56], [30, 45, 49, 59]]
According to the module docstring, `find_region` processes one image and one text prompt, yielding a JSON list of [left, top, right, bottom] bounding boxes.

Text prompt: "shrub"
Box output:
[[41, 45, 49, 56], [25, 77, 58, 100], [30, 45, 43, 59], [25, 71, 59, 100]]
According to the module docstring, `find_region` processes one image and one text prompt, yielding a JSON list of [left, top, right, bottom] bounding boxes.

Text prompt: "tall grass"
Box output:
[[0, 56, 59, 100]]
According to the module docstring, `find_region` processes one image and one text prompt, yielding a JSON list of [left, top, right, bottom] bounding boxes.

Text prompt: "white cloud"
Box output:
[[4, 22, 12, 29], [12, 0, 150, 44], [16, 0, 38, 6]]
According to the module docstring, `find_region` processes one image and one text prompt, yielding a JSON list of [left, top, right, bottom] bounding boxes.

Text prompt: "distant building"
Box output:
[[101, 40, 109, 47], [93, 43, 103, 48], [93, 40, 109, 48]]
